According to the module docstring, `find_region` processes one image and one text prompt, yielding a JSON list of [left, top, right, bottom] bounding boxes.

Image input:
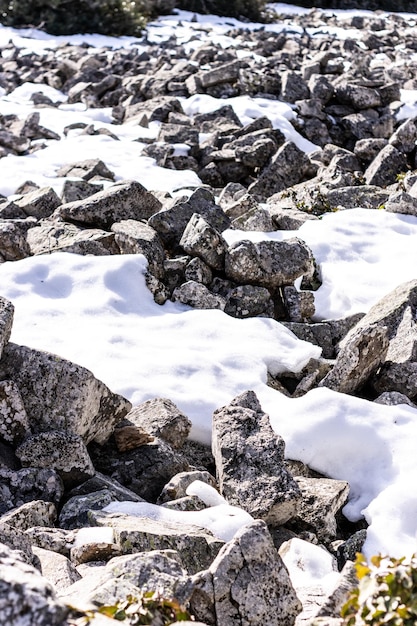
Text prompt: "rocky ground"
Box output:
[[1, 4, 417, 626]]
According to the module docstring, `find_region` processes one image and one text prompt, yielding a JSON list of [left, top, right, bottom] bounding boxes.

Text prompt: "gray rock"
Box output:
[[0, 343, 131, 445], [283, 285, 315, 322], [55, 180, 162, 229], [374, 390, 416, 407], [385, 190, 417, 216], [335, 83, 381, 110], [56, 158, 115, 181], [281, 71, 310, 103], [162, 495, 207, 511], [364, 144, 407, 187], [0, 379, 30, 446], [325, 185, 389, 210], [389, 118, 417, 153], [14, 187, 62, 219], [373, 361, 417, 399], [26, 527, 76, 558], [224, 284, 275, 319], [59, 490, 117, 530], [27, 220, 119, 256], [200, 60, 241, 88], [180, 213, 227, 271], [0, 467, 64, 515], [315, 561, 358, 620], [16, 430, 95, 488], [0, 542, 69, 625], [89, 436, 189, 502], [0, 500, 56, 531], [320, 324, 389, 394], [225, 238, 313, 289], [249, 141, 311, 200], [191, 520, 302, 626], [125, 397, 192, 450], [158, 470, 217, 504], [354, 138, 389, 164], [231, 205, 275, 232], [172, 281, 225, 310], [33, 546, 81, 593], [66, 471, 145, 504], [288, 477, 349, 543], [212, 391, 301, 525], [89, 510, 223, 575], [111, 219, 165, 278], [0, 522, 39, 565], [185, 257, 213, 285], [60, 178, 103, 203], [0, 221, 32, 260], [281, 322, 334, 359]]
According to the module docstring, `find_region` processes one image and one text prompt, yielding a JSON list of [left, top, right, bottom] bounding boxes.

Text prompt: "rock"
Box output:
[[249, 141, 311, 200], [224, 284, 275, 319], [281, 322, 334, 359], [325, 185, 389, 210], [385, 190, 417, 216], [320, 324, 389, 394], [27, 220, 119, 256], [32, 546, 81, 593], [172, 281, 225, 310], [0, 467, 64, 515], [374, 390, 416, 407], [89, 510, 224, 575], [389, 118, 417, 153], [56, 158, 115, 181], [55, 180, 162, 229], [16, 430, 96, 488], [0, 343, 131, 445], [113, 423, 154, 453], [364, 144, 407, 187], [14, 187, 62, 219], [0, 379, 30, 446], [158, 470, 218, 504], [315, 561, 358, 620], [26, 527, 76, 558], [191, 520, 302, 626], [281, 71, 310, 103], [225, 238, 313, 289], [212, 391, 301, 525], [0, 221, 32, 260], [185, 257, 213, 285], [282, 285, 315, 322], [111, 219, 165, 278], [0, 542, 69, 625], [59, 490, 117, 530], [335, 83, 382, 110], [0, 500, 56, 531], [123, 398, 192, 450], [180, 213, 227, 271], [60, 178, 103, 203]]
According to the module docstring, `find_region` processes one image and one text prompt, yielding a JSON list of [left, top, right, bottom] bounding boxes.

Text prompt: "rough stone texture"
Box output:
[[14, 186, 62, 219], [124, 397, 192, 450], [89, 436, 189, 502], [364, 144, 407, 187], [0, 298, 14, 360], [224, 284, 275, 319], [158, 470, 217, 504], [172, 281, 225, 310], [0, 542, 69, 625], [249, 141, 311, 200], [26, 220, 119, 256], [287, 477, 349, 543], [185, 257, 213, 285], [225, 238, 313, 289], [373, 361, 417, 399], [113, 423, 154, 452], [385, 190, 417, 216], [191, 520, 302, 626], [0, 467, 64, 515], [59, 489, 116, 530], [55, 180, 162, 229], [374, 390, 416, 407], [60, 178, 103, 203], [16, 430, 96, 488], [180, 213, 227, 271], [281, 322, 334, 359], [0, 379, 30, 446], [315, 561, 358, 620], [26, 527, 76, 558], [320, 324, 390, 394], [212, 391, 301, 525], [283, 285, 316, 322], [32, 546, 81, 593], [0, 500, 56, 531], [0, 221, 32, 260], [0, 343, 131, 445], [111, 219, 165, 279], [89, 510, 224, 575]]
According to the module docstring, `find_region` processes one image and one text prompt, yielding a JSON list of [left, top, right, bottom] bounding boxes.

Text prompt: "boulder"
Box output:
[[123, 398, 192, 450], [364, 144, 406, 187], [111, 219, 166, 278], [0, 467, 64, 515], [172, 281, 225, 310], [180, 213, 227, 271], [14, 187, 62, 219]]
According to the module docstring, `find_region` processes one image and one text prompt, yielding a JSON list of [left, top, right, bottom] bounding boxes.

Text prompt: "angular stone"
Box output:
[[27, 220, 118, 256], [389, 118, 417, 153], [89, 510, 223, 575], [0, 522, 39, 565], [354, 138, 388, 163], [185, 257, 213, 285], [0, 380, 30, 446], [325, 185, 389, 210], [281, 71, 310, 103], [14, 187, 61, 219], [180, 213, 227, 271], [56, 180, 162, 229], [0, 468, 63, 515], [32, 546, 81, 593], [16, 430, 95, 488], [373, 361, 417, 399], [0, 343, 131, 445], [200, 60, 241, 88], [59, 490, 117, 530], [374, 390, 416, 407], [0, 500, 56, 531], [191, 520, 302, 626], [124, 398, 192, 450], [56, 158, 115, 181], [249, 141, 311, 201], [225, 238, 313, 289], [0, 221, 32, 260], [0, 542, 69, 625], [385, 190, 417, 216], [283, 285, 315, 322], [320, 324, 389, 394], [111, 219, 165, 278], [364, 144, 407, 187], [60, 178, 103, 203], [173, 280, 225, 310], [113, 423, 154, 452], [26, 527, 76, 557], [335, 83, 381, 110], [224, 284, 274, 319], [158, 470, 217, 504], [281, 322, 334, 359], [212, 391, 301, 525]]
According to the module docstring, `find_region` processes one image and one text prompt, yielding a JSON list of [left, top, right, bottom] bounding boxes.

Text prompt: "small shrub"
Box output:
[[0, 0, 150, 36], [175, 0, 267, 22], [341, 553, 417, 626]]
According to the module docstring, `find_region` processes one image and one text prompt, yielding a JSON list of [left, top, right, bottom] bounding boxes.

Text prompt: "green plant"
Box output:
[[75, 591, 192, 624], [341, 553, 417, 626]]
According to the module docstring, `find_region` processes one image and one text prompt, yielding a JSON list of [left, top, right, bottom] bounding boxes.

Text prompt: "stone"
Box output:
[[0, 380, 30, 446], [14, 186, 62, 219], [16, 430, 96, 488], [374, 391, 416, 407], [224, 284, 274, 319], [56, 158, 115, 181], [172, 281, 225, 310], [89, 436, 189, 502], [212, 391, 301, 525], [180, 213, 227, 271], [283, 285, 315, 322], [0, 467, 64, 515], [111, 219, 165, 278], [27, 221, 119, 256], [125, 397, 192, 450], [0, 500, 56, 531], [315, 561, 358, 620], [0, 221, 32, 260], [281, 71, 310, 103], [0, 542, 69, 625], [200, 60, 241, 88], [0, 522, 39, 565], [60, 178, 103, 203], [281, 322, 334, 359], [59, 490, 117, 530], [26, 527, 76, 557], [56, 180, 162, 229], [287, 477, 349, 543], [372, 361, 417, 399], [89, 510, 224, 575], [364, 144, 407, 187], [335, 83, 382, 110], [389, 118, 417, 153], [158, 470, 217, 504], [191, 520, 302, 626], [385, 190, 417, 216], [185, 257, 213, 285], [354, 138, 389, 163], [32, 546, 81, 593], [325, 185, 389, 210], [113, 423, 154, 452], [249, 141, 311, 200], [0, 343, 131, 445], [231, 205, 275, 231], [225, 238, 313, 289], [320, 324, 389, 394]]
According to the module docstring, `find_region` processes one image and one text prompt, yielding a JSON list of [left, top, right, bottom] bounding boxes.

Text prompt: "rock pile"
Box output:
[[1, 5, 417, 625]]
